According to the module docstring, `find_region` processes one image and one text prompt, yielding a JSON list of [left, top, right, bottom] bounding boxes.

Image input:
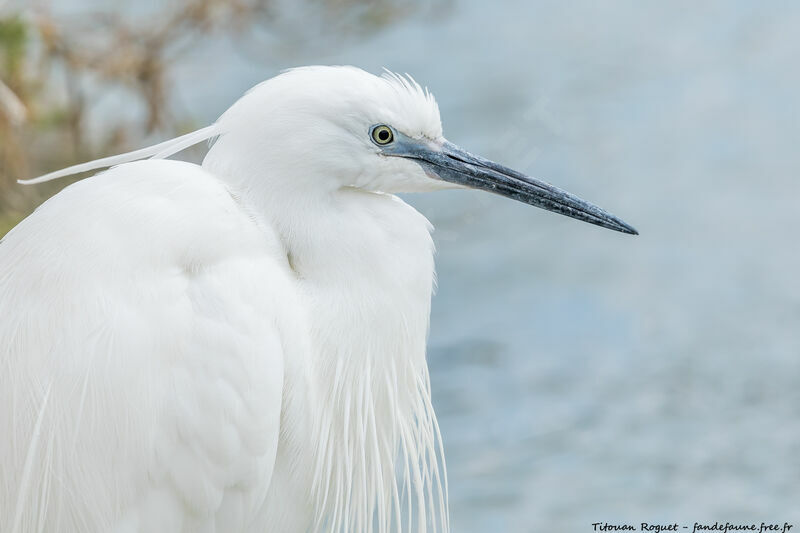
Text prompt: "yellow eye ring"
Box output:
[[371, 125, 394, 145]]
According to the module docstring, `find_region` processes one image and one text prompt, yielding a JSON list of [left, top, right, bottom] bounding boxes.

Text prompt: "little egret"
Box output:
[[0, 66, 636, 532]]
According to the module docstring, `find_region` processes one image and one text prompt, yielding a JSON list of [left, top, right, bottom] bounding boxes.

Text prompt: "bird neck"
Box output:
[[203, 151, 448, 530], [281, 188, 446, 533]]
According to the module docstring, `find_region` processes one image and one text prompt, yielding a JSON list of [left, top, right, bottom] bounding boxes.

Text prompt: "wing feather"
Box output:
[[0, 160, 293, 532]]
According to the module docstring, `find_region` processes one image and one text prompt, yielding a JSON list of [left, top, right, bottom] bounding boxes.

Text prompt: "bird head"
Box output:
[[207, 65, 636, 234], [21, 65, 634, 235]]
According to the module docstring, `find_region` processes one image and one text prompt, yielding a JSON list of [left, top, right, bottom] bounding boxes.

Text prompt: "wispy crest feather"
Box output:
[[381, 69, 436, 108], [18, 125, 219, 185], [380, 69, 441, 138]]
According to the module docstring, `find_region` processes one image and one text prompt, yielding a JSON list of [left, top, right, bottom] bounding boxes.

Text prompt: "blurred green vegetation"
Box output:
[[0, 16, 26, 74], [0, 214, 19, 237], [0, 0, 432, 238]]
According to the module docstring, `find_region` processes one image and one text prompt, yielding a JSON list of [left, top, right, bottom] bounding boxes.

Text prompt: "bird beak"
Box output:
[[385, 135, 638, 235]]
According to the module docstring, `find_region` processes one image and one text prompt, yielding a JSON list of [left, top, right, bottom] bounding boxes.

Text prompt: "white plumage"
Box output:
[[1, 65, 635, 533], [2, 67, 448, 533]]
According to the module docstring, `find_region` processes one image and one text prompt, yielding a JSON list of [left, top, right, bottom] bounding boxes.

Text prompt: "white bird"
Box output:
[[0, 66, 636, 533]]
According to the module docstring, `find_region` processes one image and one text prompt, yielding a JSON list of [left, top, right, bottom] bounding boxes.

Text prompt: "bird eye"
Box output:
[[371, 125, 394, 145]]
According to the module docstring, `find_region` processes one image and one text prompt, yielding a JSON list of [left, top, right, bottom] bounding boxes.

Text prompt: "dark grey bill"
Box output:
[[382, 132, 638, 235]]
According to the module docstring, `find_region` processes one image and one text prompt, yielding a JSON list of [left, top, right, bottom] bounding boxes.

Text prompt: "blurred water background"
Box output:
[[2, 1, 799, 531]]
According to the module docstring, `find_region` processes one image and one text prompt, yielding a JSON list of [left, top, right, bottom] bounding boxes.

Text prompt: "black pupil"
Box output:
[[378, 129, 390, 141]]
